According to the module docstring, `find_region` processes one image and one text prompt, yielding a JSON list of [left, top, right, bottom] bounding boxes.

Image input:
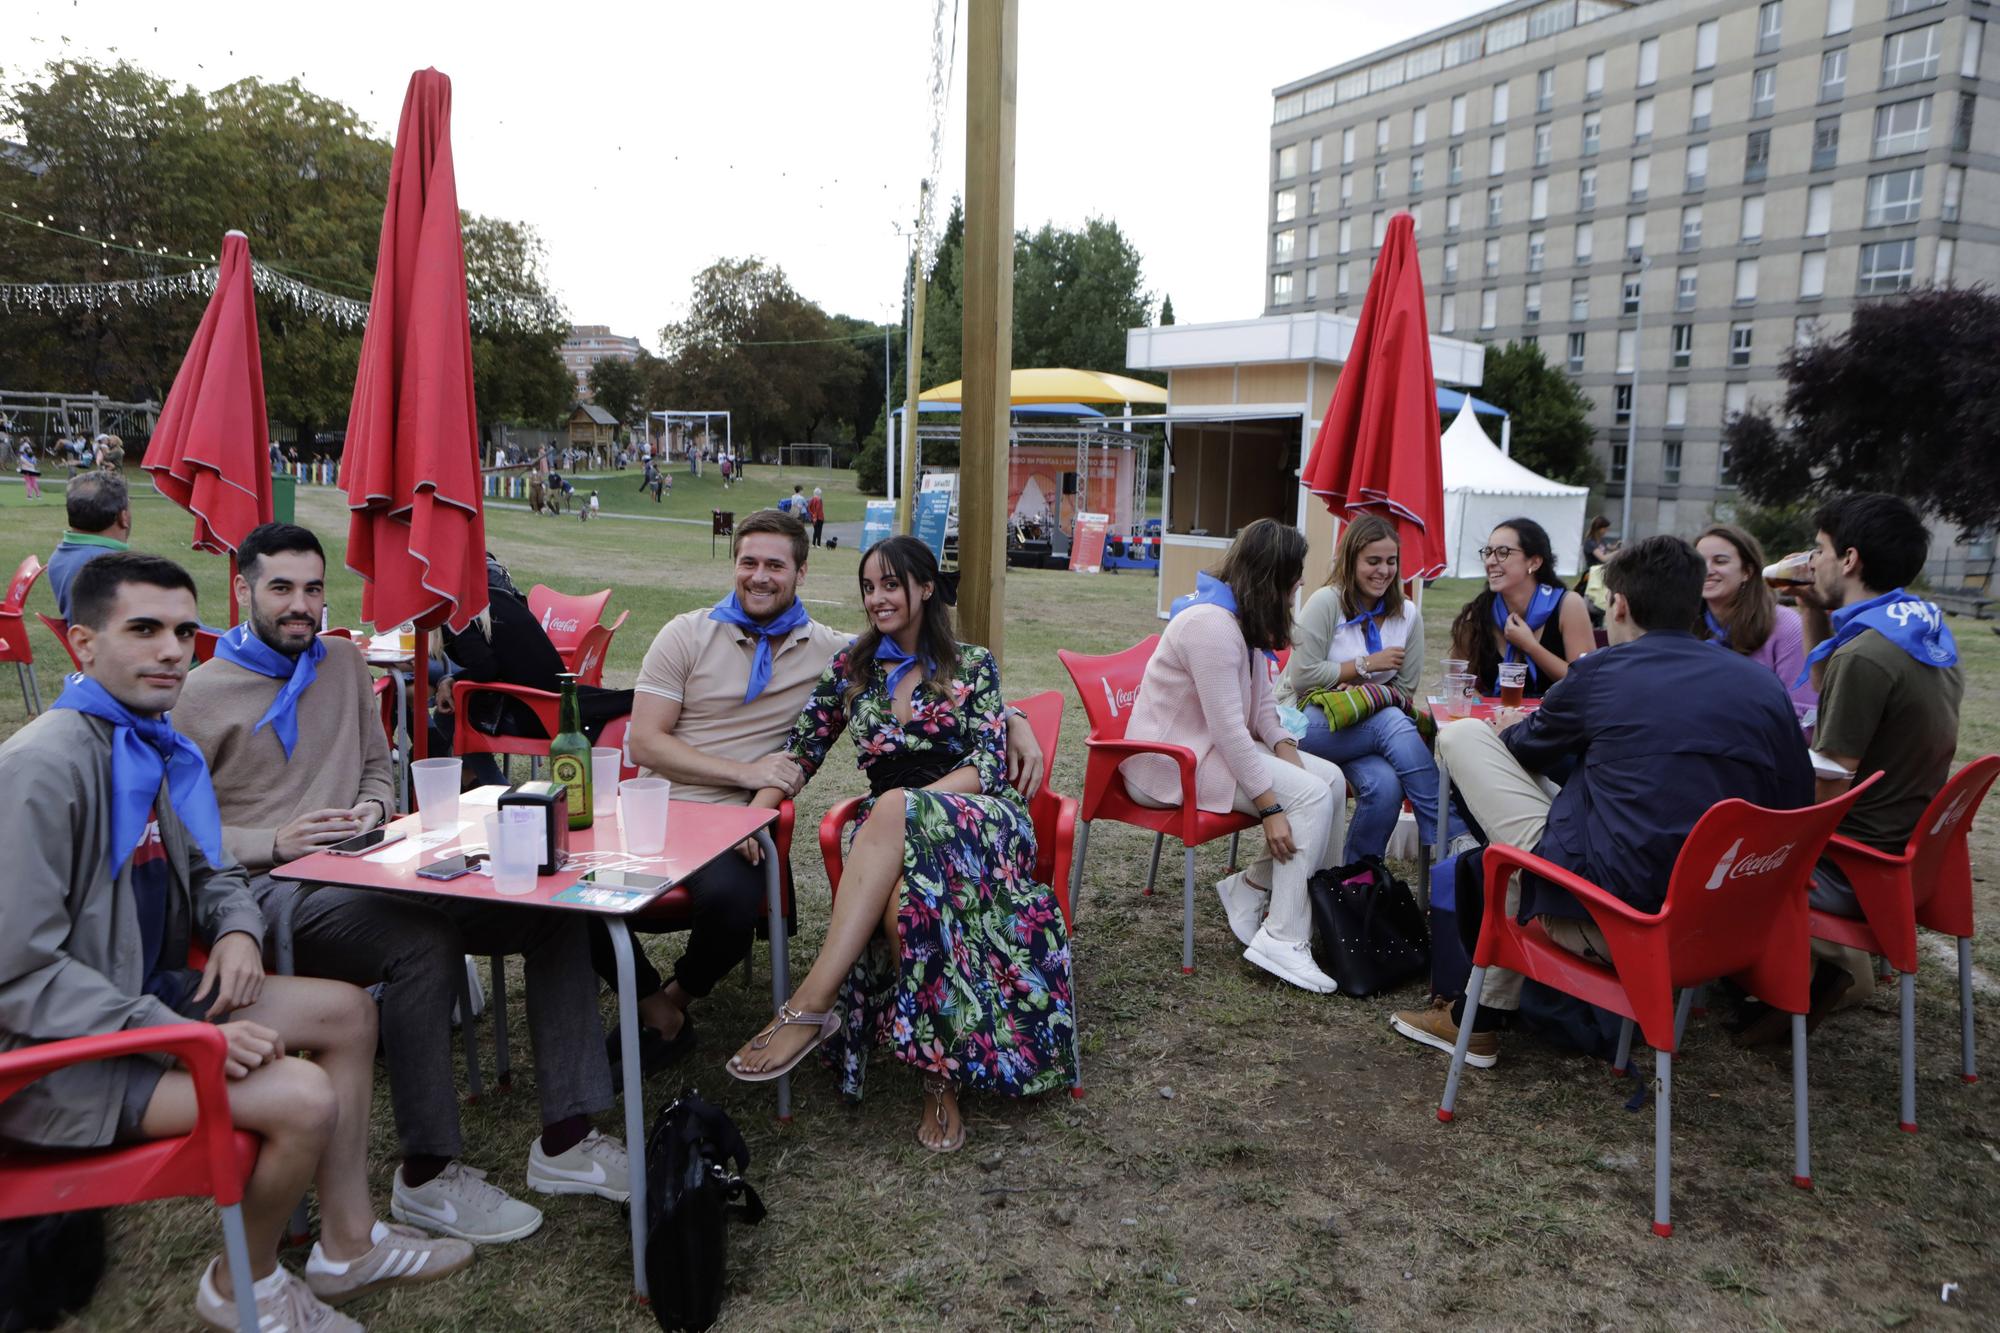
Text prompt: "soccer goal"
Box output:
[[778, 444, 834, 473]]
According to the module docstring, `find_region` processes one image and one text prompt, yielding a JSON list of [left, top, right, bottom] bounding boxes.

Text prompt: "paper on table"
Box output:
[[366, 826, 467, 864]]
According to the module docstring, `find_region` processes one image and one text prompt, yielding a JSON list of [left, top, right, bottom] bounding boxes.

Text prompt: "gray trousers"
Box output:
[[252, 877, 613, 1160]]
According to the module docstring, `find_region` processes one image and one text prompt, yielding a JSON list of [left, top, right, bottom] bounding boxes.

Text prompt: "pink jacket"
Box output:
[[1120, 604, 1291, 814]]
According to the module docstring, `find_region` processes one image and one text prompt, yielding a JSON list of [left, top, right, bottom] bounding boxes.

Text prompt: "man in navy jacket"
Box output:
[[1393, 536, 1814, 1068]]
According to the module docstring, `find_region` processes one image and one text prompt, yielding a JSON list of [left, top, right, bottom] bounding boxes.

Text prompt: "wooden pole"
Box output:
[[898, 182, 930, 535], [958, 0, 1017, 661]]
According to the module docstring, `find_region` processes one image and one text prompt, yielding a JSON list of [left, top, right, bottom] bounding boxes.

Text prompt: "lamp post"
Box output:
[[1619, 254, 1652, 544]]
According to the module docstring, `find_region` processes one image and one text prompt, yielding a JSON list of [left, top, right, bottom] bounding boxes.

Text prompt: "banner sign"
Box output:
[[1069, 512, 1110, 574], [913, 490, 952, 561], [861, 500, 895, 553]]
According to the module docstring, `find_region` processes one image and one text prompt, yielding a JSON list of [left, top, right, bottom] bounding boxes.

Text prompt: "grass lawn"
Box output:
[[2, 472, 1997, 1331]]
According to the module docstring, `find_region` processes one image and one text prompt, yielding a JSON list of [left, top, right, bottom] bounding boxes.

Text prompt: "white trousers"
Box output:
[[1230, 751, 1347, 945]]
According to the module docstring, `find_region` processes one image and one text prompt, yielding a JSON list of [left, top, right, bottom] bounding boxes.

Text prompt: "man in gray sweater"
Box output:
[[174, 523, 625, 1247], [0, 553, 471, 1331]]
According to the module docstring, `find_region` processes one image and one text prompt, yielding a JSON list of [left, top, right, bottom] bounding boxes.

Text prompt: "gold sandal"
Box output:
[[726, 1004, 840, 1083], [919, 1075, 968, 1153]]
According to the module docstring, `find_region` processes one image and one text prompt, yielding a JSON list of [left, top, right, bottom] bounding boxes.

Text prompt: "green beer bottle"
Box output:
[[549, 672, 593, 829]]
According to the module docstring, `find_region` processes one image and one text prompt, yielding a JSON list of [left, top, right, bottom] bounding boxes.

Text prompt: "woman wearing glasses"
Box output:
[[1449, 517, 1594, 698]]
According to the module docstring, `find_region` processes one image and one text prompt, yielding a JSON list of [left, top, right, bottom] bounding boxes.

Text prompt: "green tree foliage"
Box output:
[[462, 215, 572, 441], [917, 199, 965, 390], [587, 354, 646, 431], [1476, 340, 1602, 488], [1159, 294, 1176, 326], [1724, 286, 2000, 531]]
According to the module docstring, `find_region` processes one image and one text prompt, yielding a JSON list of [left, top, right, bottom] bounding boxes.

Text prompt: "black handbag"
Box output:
[[644, 1090, 766, 1333], [0, 1211, 106, 1332], [1307, 857, 1432, 997]]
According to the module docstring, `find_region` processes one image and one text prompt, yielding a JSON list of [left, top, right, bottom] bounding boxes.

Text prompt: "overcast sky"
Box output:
[[4, 0, 1491, 351]]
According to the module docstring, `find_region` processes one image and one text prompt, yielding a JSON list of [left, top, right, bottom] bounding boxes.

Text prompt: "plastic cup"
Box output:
[[591, 748, 622, 819], [410, 758, 462, 830], [487, 809, 542, 895], [1446, 673, 1476, 718], [1497, 662, 1528, 707], [619, 777, 671, 856]]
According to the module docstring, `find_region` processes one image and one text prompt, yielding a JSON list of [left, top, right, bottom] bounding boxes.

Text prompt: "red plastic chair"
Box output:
[[319, 626, 355, 641], [816, 690, 1082, 1095], [0, 1024, 264, 1332], [450, 679, 565, 771], [1812, 754, 2000, 1131], [527, 584, 610, 661], [38, 611, 85, 672], [1439, 779, 1872, 1237], [0, 553, 47, 712], [1058, 637, 1257, 974], [572, 623, 614, 688], [193, 628, 221, 664]]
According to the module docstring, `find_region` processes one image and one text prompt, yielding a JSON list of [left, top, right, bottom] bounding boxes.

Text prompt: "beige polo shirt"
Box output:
[[633, 608, 851, 805]]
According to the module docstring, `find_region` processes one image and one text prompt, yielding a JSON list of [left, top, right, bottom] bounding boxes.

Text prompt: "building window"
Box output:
[[1306, 267, 1319, 302], [1676, 265, 1697, 310], [1797, 315, 1824, 346], [1374, 163, 1387, 200], [1275, 189, 1296, 222], [1666, 384, 1689, 428], [1614, 383, 1633, 425], [1376, 116, 1391, 153], [1623, 274, 1642, 314], [1944, 166, 1965, 222], [1820, 48, 1847, 103], [1964, 21, 1984, 79], [1887, 0, 1943, 17], [1341, 172, 1354, 206], [1811, 117, 1838, 171], [1488, 135, 1506, 177], [1446, 194, 1462, 232], [1451, 93, 1467, 136], [1756, 1, 1783, 55], [1799, 250, 1827, 299], [1585, 52, 1605, 99], [1873, 97, 1932, 157], [1530, 178, 1549, 221], [1725, 381, 1749, 425], [1680, 205, 1703, 252], [1865, 168, 1924, 226], [1272, 272, 1294, 306], [1492, 82, 1510, 124], [1805, 184, 1832, 236], [1338, 217, 1352, 254], [1952, 92, 1975, 152], [1309, 181, 1323, 214], [1578, 166, 1598, 211], [1528, 229, 1547, 272], [1882, 23, 1943, 88], [1341, 126, 1356, 165], [1827, 0, 1853, 36], [1410, 155, 1426, 193], [1525, 282, 1542, 322], [1672, 323, 1693, 368], [1310, 136, 1324, 172], [1685, 143, 1708, 193], [1274, 229, 1296, 263], [1447, 144, 1464, 185], [1568, 332, 1587, 373], [1738, 129, 1767, 184], [1610, 438, 1629, 484], [1582, 110, 1601, 156], [1372, 211, 1388, 248], [1935, 237, 1955, 285], [1625, 214, 1646, 258], [1337, 262, 1351, 297], [1630, 156, 1650, 201], [1442, 243, 1459, 283], [1487, 186, 1504, 228], [1633, 97, 1654, 143], [1481, 288, 1498, 330], [1740, 195, 1765, 243], [1729, 321, 1753, 366], [1534, 122, 1552, 166], [1575, 221, 1595, 264], [1484, 237, 1501, 276], [1638, 37, 1659, 87], [1695, 19, 1719, 71], [1412, 105, 1428, 146], [1617, 328, 1637, 372], [1858, 238, 1917, 294], [1276, 145, 1298, 179], [1662, 437, 1683, 485], [1536, 67, 1555, 113], [1690, 83, 1713, 131], [1734, 258, 1759, 304], [1440, 293, 1457, 332], [1751, 67, 1777, 119]]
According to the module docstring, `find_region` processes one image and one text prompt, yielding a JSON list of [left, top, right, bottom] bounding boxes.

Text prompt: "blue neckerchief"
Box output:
[[1170, 571, 1278, 662], [212, 623, 324, 760], [1703, 606, 1730, 647], [708, 592, 810, 703], [1493, 582, 1565, 680], [874, 635, 934, 701], [1341, 596, 1388, 655], [50, 674, 225, 875], [1795, 587, 1958, 687]]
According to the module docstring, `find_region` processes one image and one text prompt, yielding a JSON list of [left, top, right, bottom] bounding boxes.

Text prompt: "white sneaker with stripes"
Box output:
[[303, 1220, 473, 1306], [194, 1257, 360, 1332]]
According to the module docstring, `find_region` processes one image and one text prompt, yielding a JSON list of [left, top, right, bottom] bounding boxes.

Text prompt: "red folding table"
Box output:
[[273, 797, 786, 1301]]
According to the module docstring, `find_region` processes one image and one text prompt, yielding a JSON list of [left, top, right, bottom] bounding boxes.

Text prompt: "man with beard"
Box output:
[[175, 524, 627, 1247]]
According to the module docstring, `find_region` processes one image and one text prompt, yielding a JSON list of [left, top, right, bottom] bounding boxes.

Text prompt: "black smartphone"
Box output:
[[324, 828, 406, 857], [416, 852, 487, 881], [581, 869, 671, 894]]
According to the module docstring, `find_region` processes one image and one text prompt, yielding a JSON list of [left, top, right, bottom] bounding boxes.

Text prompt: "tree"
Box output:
[[917, 198, 965, 390], [462, 215, 572, 443], [1159, 294, 1176, 326], [1476, 340, 1602, 488], [588, 355, 646, 431], [1724, 286, 2000, 531], [1012, 217, 1155, 373]]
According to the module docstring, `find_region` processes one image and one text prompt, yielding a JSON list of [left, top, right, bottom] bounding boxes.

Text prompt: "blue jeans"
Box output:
[[1299, 705, 1442, 863]]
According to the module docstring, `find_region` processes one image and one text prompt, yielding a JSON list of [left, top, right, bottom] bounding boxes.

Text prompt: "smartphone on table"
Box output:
[[324, 828, 406, 857], [581, 869, 671, 894], [417, 852, 488, 881]]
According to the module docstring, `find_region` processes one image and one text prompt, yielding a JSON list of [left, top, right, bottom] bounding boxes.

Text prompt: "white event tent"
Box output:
[[1439, 403, 1591, 578]]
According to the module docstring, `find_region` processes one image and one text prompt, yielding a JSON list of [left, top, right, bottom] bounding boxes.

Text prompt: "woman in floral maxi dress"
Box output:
[[727, 536, 1076, 1151]]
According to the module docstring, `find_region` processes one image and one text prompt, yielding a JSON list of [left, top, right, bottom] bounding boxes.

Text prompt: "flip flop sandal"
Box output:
[[727, 1005, 840, 1083], [918, 1075, 968, 1154]]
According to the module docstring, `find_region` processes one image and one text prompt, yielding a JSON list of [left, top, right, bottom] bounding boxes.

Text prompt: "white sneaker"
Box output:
[[392, 1161, 544, 1244], [526, 1130, 630, 1202], [1243, 925, 1339, 994], [1214, 872, 1269, 948], [194, 1258, 360, 1332]]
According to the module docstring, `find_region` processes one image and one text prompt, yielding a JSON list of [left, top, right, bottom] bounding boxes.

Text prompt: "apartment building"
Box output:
[[1267, 0, 1996, 538], [561, 324, 645, 401]]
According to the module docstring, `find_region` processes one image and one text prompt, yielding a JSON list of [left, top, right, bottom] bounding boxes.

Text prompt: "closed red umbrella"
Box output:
[[1300, 212, 1448, 579], [342, 67, 487, 640], [143, 230, 274, 621]]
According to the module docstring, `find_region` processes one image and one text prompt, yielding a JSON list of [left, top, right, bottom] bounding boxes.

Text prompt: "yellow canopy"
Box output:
[[918, 366, 1169, 406]]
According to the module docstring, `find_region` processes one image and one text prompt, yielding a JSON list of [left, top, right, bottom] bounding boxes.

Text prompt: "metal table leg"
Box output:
[[607, 921, 649, 1300], [756, 828, 792, 1122], [390, 665, 412, 813]]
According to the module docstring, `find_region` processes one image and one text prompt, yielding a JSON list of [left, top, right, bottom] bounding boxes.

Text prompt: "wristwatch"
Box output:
[[1353, 655, 1370, 677], [1257, 802, 1286, 819]]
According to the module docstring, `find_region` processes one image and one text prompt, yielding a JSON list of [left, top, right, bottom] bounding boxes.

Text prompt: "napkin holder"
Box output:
[[499, 781, 570, 875]]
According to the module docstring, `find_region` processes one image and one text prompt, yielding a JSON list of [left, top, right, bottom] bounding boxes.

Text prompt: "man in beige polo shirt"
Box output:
[[593, 508, 1042, 1072]]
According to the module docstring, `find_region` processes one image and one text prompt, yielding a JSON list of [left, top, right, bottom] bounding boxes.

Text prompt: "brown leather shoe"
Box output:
[[1391, 998, 1499, 1068]]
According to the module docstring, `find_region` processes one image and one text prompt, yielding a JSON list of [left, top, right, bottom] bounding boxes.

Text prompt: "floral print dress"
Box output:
[[785, 644, 1077, 1100]]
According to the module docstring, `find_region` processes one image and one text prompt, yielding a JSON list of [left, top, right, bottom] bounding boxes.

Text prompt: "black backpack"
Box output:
[[0, 1211, 107, 1331], [644, 1090, 765, 1333]]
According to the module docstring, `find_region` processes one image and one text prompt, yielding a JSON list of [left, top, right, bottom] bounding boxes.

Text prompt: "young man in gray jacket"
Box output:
[[0, 553, 470, 1331]]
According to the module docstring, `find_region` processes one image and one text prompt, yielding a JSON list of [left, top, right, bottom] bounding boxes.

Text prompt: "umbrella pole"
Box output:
[[412, 627, 429, 762]]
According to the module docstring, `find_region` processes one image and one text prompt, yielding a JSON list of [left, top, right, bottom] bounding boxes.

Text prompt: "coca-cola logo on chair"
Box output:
[[1703, 837, 1797, 890]]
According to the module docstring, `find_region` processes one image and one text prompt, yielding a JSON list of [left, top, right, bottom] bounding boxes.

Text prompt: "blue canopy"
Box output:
[[893, 401, 1103, 418], [1438, 387, 1508, 418]]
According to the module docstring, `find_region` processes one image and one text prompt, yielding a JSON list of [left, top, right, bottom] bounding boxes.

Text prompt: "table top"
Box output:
[[271, 795, 776, 916], [1427, 694, 1544, 725]]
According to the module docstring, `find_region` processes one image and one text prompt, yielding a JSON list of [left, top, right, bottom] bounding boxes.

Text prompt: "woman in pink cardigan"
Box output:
[[1120, 520, 1348, 994]]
